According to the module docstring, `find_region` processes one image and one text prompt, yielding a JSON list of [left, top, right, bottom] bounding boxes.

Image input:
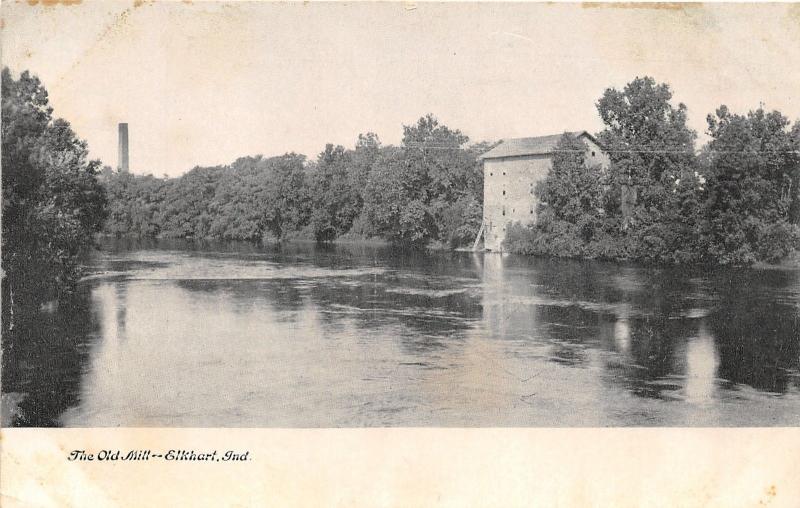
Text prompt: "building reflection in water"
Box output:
[[683, 322, 720, 405], [67, 282, 129, 425], [479, 253, 511, 341], [7, 239, 798, 427], [613, 311, 631, 356]]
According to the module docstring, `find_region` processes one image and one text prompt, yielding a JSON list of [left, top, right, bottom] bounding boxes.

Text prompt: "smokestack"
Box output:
[[118, 123, 129, 172]]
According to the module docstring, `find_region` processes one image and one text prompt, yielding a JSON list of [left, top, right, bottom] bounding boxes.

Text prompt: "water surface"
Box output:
[[3, 239, 799, 426]]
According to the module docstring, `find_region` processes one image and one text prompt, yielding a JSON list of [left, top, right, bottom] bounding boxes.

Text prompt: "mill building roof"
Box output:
[[479, 131, 601, 160]]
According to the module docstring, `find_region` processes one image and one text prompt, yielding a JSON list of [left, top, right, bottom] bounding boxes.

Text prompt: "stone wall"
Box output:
[[483, 154, 552, 251]]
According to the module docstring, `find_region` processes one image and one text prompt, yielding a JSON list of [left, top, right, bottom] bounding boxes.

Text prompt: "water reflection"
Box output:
[[1, 287, 98, 426], [613, 313, 631, 355], [683, 324, 720, 406], [2, 239, 799, 427], [708, 270, 800, 394]]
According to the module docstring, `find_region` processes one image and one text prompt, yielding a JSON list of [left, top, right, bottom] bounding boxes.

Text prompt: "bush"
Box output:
[[439, 196, 482, 249], [757, 222, 800, 263], [502, 222, 540, 255]]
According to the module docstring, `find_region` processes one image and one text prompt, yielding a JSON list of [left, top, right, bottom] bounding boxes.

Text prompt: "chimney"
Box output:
[[118, 123, 129, 172]]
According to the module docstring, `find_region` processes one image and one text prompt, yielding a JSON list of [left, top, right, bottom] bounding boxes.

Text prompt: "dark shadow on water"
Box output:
[[3, 238, 799, 426], [1, 286, 99, 426], [489, 253, 800, 401], [707, 269, 800, 394]]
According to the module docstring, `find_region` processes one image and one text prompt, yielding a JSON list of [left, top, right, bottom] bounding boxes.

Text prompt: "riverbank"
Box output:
[[753, 250, 800, 269], [95, 232, 799, 269]]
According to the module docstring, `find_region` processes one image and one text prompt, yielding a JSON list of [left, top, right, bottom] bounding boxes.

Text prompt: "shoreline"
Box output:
[[94, 234, 799, 269]]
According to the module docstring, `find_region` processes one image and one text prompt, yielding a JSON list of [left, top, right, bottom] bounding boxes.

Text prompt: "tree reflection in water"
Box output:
[[2, 239, 799, 427], [1, 285, 99, 426]]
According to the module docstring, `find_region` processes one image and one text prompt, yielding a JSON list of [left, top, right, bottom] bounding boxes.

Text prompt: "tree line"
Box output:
[[1, 67, 489, 329], [2, 68, 107, 331], [3, 69, 799, 331], [101, 114, 489, 249], [504, 77, 800, 265]]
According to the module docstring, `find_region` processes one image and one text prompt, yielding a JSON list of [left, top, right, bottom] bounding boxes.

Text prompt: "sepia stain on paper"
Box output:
[[25, 0, 82, 6], [759, 484, 778, 506], [581, 2, 692, 11], [1, 2, 800, 506], [789, 4, 800, 25]]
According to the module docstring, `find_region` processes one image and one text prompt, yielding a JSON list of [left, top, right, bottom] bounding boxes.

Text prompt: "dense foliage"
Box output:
[[363, 115, 484, 248], [1, 68, 107, 328], [101, 115, 487, 249], [7, 66, 794, 286], [506, 134, 613, 259], [103, 154, 310, 242], [702, 106, 800, 264], [504, 77, 800, 265]]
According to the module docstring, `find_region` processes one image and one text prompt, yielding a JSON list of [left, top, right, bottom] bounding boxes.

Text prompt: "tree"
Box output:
[[363, 114, 482, 248], [504, 134, 611, 258], [102, 170, 166, 238], [260, 153, 310, 240], [99, 153, 312, 243], [791, 121, 800, 225], [597, 76, 697, 211], [537, 134, 604, 226], [208, 156, 271, 241], [363, 146, 436, 247], [2, 68, 107, 328], [308, 144, 361, 241], [596, 76, 704, 262], [158, 165, 224, 239], [703, 106, 800, 264], [345, 132, 382, 237], [350, 132, 381, 194], [205, 153, 309, 242]]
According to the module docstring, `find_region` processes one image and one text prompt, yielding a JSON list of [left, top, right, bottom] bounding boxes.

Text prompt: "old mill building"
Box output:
[[478, 131, 610, 251]]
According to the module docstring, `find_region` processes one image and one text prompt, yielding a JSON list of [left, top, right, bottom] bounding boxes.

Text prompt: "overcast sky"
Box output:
[[3, 1, 800, 176]]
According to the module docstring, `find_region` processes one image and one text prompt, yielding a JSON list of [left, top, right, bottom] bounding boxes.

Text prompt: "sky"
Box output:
[[2, 1, 800, 177]]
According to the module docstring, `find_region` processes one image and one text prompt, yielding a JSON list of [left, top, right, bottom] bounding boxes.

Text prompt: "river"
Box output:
[[3, 238, 799, 426]]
